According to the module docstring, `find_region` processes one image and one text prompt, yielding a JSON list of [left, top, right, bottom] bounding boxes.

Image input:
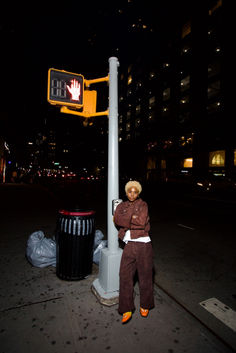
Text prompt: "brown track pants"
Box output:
[[118, 241, 154, 314]]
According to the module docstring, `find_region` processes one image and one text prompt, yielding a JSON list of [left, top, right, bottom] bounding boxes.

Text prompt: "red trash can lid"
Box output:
[[59, 209, 95, 216]]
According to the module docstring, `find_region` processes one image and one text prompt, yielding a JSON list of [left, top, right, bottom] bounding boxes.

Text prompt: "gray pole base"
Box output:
[[91, 247, 123, 306], [91, 279, 119, 306]]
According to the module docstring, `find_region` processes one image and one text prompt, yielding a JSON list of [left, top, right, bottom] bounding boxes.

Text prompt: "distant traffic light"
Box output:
[[47, 68, 84, 108]]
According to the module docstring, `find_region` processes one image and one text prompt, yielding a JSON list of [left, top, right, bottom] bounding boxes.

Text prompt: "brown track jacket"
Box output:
[[114, 198, 150, 241]]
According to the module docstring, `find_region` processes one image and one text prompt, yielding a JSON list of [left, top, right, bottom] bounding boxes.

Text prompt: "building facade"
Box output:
[[118, 1, 231, 187]]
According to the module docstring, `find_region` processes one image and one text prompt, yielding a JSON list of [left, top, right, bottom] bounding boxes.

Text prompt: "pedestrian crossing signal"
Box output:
[[48, 68, 84, 108]]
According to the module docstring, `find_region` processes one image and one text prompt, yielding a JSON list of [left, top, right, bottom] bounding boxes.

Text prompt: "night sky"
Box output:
[[1, 1, 191, 152]]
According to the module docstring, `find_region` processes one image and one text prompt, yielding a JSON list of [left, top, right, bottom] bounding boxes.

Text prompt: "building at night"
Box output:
[[118, 0, 231, 188]]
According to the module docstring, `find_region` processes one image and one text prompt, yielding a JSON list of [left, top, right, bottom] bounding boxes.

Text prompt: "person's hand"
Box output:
[[67, 79, 81, 101]]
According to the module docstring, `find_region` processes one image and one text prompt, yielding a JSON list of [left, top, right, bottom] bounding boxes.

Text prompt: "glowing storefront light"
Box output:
[[209, 150, 225, 167]]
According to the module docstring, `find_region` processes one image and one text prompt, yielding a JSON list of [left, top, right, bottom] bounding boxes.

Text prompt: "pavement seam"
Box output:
[[0, 296, 63, 313]]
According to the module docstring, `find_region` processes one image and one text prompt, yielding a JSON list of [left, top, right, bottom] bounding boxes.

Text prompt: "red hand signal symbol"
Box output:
[[67, 79, 81, 101]]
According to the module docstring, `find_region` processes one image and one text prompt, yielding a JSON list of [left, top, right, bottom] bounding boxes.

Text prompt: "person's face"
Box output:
[[127, 187, 139, 202]]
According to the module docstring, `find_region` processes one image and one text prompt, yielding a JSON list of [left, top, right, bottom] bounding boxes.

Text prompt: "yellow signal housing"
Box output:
[[83, 90, 97, 116]]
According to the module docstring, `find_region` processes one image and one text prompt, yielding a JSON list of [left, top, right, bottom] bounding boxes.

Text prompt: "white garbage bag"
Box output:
[[93, 240, 107, 265], [26, 231, 56, 268], [93, 229, 105, 249], [93, 229, 107, 265]]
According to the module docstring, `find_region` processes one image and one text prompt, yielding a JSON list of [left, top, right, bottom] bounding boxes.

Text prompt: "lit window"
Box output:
[[208, 61, 221, 78], [180, 76, 190, 91], [128, 75, 132, 85], [147, 156, 156, 170], [209, 150, 225, 167], [209, 0, 222, 16], [187, 136, 193, 144], [207, 100, 221, 113], [163, 63, 170, 68], [148, 114, 153, 121], [149, 72, 155, 79], [208, 80, 220, 98], [163, 88, 170, 101], [183, 158, 193, 168], [180, 136, 186, 146], [135, 119, 141, 128], [126, 123, 131, 131], [149, 96, 155, 106], [161, 160, 166, 169], [182, 21, 191, 38], [182, 46, 190, 54]]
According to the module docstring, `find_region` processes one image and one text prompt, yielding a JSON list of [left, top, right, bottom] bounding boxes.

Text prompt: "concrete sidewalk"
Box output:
[[0, 183, 234, 353], [0, 253, 234, 353]]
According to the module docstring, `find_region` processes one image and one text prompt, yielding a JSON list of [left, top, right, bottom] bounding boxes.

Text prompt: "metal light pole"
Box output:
[[107, 56, 119, 253], [92, 57, 122, 305]]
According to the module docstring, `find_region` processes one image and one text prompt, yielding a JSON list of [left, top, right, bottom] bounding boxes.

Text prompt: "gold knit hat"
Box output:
[[125, 180, 142, 194]]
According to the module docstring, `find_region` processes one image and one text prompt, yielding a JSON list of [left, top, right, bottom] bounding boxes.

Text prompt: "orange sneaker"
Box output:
[[140, 307, 149, 317], [122, 311, 132, 324]]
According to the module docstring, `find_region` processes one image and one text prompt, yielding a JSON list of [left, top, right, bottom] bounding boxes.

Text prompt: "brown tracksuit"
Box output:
[[114, 198, 154, 314]]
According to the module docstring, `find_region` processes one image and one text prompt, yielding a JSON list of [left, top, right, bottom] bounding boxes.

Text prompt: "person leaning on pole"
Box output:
[[114, 180, 155, 324]]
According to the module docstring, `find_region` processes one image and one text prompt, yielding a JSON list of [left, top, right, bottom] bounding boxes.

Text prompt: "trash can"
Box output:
[[56, 208, 95, 280]]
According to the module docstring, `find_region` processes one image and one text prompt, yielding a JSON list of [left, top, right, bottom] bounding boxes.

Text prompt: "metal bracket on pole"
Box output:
[[60, 106, 109, 118], [84, 75, 109, 87]]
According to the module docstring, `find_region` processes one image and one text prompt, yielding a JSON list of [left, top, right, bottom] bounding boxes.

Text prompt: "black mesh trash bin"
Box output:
[[56, 208, 95, 280]]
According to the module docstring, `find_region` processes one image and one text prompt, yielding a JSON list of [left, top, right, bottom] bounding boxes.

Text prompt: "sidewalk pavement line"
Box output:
[[0, 296, 63, 313], [154, 280, 235, 352], [177, 223, 195, 230], [199, 298, 236, 332]]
